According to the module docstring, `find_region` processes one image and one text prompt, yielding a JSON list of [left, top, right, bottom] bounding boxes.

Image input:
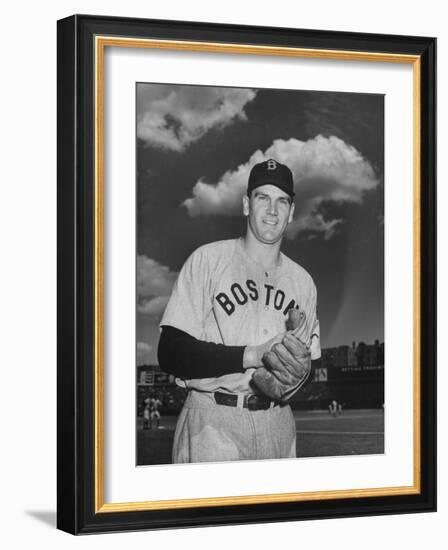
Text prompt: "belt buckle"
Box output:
[[246, 394, 270, 411], [246, 394, 257, 410]]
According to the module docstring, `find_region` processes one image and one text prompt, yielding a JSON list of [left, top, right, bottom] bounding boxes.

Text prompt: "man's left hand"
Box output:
[[252, 331, 311, 402]]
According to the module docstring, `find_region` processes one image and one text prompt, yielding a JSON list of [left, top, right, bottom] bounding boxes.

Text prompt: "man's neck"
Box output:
[[241, 232, 282, 270]]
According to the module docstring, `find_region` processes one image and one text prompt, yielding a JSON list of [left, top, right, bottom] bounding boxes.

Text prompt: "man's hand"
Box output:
[[251, 309, 312, 401], [242, 332, 284, 369]]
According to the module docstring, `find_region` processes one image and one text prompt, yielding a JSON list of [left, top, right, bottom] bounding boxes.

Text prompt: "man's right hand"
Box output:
[[243, 332, 285, 369], [242, 309, 308, 370]]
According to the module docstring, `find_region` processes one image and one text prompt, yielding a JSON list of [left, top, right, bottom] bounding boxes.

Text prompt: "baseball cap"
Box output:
[[247, 159, 295, 199]]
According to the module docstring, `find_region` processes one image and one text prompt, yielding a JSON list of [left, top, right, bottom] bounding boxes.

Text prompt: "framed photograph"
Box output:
[[57, 14, 436, 534]]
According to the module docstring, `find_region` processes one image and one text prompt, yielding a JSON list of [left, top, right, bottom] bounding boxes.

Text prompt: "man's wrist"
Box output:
[[243, 346, 258, 369]]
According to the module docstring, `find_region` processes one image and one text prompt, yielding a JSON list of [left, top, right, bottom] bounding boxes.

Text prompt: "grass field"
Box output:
[[137, 409, 384, 465]]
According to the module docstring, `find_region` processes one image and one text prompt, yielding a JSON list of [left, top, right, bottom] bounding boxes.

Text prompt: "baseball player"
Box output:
[[158, 159, 321, 463], [149, 395, 162, 429]]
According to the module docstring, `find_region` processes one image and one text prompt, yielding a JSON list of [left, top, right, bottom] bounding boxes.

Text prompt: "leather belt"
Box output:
[[214, 391, 280, 411]]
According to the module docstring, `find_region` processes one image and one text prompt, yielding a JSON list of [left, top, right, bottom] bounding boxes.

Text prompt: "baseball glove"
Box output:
[[252, 309, 312, 402]]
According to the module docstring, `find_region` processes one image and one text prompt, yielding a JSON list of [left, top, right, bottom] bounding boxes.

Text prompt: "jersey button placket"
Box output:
[[263, 272, 269, 335], [264, 272, 269, 310]]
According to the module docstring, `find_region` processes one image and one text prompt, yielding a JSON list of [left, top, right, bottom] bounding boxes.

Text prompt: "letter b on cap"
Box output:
[[267, 159, 277, 170]]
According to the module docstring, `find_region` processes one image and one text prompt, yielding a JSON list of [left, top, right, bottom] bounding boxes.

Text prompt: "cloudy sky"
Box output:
[[136, 83, 384, 365]]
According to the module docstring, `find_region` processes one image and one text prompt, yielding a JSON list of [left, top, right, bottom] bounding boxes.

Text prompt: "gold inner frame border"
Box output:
[[94, 36, 421, 514]]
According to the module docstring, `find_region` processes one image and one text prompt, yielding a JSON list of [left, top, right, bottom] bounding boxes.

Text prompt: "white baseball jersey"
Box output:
[[160, 238, 321, 394]]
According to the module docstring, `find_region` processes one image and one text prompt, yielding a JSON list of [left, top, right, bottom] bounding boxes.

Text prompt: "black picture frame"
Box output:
[[57, 14, 436, 535]]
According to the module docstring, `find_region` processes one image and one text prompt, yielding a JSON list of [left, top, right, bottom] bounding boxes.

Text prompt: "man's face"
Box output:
[[243, 184, 295, 245]]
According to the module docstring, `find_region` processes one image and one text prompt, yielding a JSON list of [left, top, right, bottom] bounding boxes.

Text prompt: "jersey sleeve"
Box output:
[[304, 279, 321, 360], [160, 247, 211, 339]]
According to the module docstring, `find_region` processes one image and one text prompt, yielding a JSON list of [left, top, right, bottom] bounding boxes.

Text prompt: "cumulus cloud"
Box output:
[[137, 256, 178, 318], [183, 135, 379, 239], [137, 84, 256, 152], [138, 296, 171, 317], [137, 341, 153, 365]]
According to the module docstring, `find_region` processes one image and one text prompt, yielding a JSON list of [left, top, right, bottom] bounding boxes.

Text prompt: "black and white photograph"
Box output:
[[0, 0, 441, 541], [135, 82, 385, 466]]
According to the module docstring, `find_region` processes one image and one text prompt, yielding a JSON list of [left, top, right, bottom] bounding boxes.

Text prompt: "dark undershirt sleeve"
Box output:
[[157, 325, 246, 379]]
